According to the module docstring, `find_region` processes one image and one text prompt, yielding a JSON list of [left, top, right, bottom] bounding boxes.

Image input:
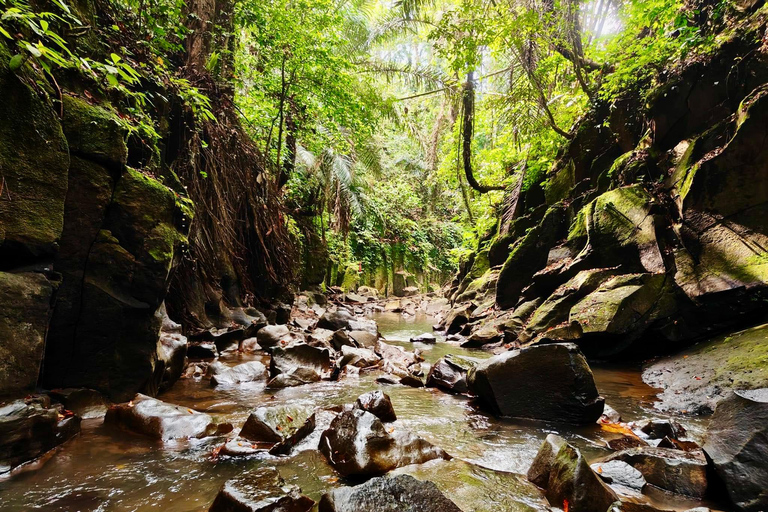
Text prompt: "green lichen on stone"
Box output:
[[341, 262, 360, 292]]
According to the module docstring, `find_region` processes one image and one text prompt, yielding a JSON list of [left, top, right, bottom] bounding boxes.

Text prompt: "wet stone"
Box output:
[[239, 405, 316, 456], [256, 324, 291, 349], [318, 474, 461, 512], [353, 391, 396, 422], [410, 333, 436, 343], [600, 446, 708, 498], [209, 466, 314, 512], [0, 396, 81, 475], [591, 460, 647, 490], [187, 341, 218, 360], [211, 361, 268, 386], [48, 388, 108, 419], [105, 394, 213, 441], [318, 409, 448, 477]]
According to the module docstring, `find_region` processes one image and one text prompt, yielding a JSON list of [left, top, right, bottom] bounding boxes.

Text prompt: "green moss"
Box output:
[[544, 161, 576, 205], [62, 95, 128, 165]]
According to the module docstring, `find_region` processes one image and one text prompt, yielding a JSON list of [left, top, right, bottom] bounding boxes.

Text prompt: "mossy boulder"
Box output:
[[0, 42, 69, 263], [0, 272, 58, 395], [574, 185, 664, 273]]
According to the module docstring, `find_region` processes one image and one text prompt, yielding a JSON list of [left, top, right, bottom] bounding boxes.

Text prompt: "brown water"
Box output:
[[0, 312, 705, 511]]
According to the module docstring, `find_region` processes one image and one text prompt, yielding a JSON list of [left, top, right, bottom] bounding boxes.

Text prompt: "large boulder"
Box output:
[[599, 446, 708, 498], [211, 361, 268, 386], [527, 434, 617, 512], [468, 343, 604, 424], [0, 396, 81, 475], [0, 272, 58, 395], [318, 474, 461, 512], [239, 405, 316, 455], [703, 388, 768, 511], [105, 393, 213, 440], [318, 409, 448, 477], [425, 355, 478, 394], [209, 466, 314, 512]]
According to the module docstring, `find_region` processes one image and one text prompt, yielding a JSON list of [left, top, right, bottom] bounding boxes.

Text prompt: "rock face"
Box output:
[[426, 355, 478, 394], [209, 466, 314, 512], [239, 405, 316, 455], [0, 396, 81, 475], [703, 388, 768, 511], [318, 474, 462, 512], [318, 409, 448, 477], [527, 434, 617, 512], [468, 343, 604, 424], [0, 41, 69, 265], [44, 153, 193, 401], [0, 272, 58, 394], [105, 393, 213, 440], [600, 446, 708, 498]]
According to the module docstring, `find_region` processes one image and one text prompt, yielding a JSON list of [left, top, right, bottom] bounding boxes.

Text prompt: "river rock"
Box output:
[[591, 460, 647, 490], [703, 388, 768, 511], [348, 330, 378, 348], [318, 309, 356, 331], [211, 361, 268, 386], [158, 331, 188, 393], [256, 324, 291, 349], [399, 375, 424, 387], [240, 405, 316, 455], [270, 343, 331, 378], [410, 333, 436, 343], [354, 391, 396, 422], [376, 341, 421, 369], [307, 328, 336, 350], [425, 355, 478, 394], [600, 446, 708, 497], [188, 341, 218, 360], [468, 343, 604, 424], [209, 466, 314, 512], [267, 368, 322, 388], [339, 345, 380, 368], [318, 409, 448, 477], [0, 396, 81, 475], [105, 393, 213, 440], [527, 434, 618, 512], [318, 474, 461, 512], [639, 419, 686, 440], [48, 388, 108, 419]]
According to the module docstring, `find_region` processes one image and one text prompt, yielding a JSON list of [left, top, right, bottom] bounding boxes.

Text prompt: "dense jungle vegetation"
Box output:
[[0, 0, 724, 292]]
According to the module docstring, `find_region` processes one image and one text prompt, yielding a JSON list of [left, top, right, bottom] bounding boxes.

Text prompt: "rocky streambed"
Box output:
[[0, 294, 765, 511]]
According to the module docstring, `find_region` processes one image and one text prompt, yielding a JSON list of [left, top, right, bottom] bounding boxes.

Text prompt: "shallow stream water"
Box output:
[[0, 312, 712, 511]]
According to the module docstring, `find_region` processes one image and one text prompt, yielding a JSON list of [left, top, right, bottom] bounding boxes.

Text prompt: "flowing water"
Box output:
[[0, 312, 709, 511]]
